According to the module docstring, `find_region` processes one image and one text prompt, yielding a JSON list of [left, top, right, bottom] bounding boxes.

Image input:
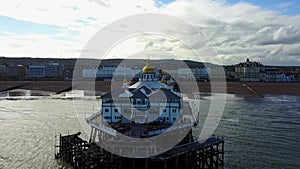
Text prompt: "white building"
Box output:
[[177, 67, 209, 80], [82, 66, 139, 80], [82, 68, 98, 78], [235, 58, 265, 82], [178, 68, 193, 79]]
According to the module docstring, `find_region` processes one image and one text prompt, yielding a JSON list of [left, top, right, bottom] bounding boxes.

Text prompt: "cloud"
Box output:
[[249, 25, 300, 45], [89, 0, 111, 7], [0, 0, 300, 65], [157, 0, 300, 65], [0, 0, 158, 58], [286, 45, 300, 56], [144, 41, 154, 50], [0, 32, 82, 58]]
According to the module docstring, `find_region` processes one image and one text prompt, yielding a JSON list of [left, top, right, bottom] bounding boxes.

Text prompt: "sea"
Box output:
[[0, 90, 299, 169]]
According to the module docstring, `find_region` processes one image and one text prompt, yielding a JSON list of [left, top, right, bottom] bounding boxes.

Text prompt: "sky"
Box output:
[[0, 0, 300, 65]]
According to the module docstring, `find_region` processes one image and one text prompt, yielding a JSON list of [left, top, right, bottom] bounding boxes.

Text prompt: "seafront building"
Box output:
[[262, 67, 295, 82], [28, 63, 61, 78], [0, 57, 299, 82], [234, 58, 297, 82], [235, 58, 265, 82], [82, 65, 139, 80], [177, 67, 209, 81], [45, 62, 60, 77], [63, 65, 74, 81], [28, 65, 46, 78]]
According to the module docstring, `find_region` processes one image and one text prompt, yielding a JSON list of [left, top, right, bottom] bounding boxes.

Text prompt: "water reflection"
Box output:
[[0, 89, 52, 99], [0, 91, 299, 168], [0, 89, 103, 100]]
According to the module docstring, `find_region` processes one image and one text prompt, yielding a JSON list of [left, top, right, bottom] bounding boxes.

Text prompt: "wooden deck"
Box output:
[[55, 132, 224, 169]]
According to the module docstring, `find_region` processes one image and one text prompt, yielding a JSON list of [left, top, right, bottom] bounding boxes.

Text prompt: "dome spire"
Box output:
[[142, 57, 155, 73], [146, 56, 151, 67]]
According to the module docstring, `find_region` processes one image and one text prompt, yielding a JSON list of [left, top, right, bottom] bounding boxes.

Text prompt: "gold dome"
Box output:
[[142, 58, 155, 73]]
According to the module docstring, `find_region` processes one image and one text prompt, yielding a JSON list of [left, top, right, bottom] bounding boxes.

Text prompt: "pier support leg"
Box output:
[[145, 158, 148, 169], [175, 156, 178, 169], [164, 160, 167, 169], [89, 127, 93, 143]]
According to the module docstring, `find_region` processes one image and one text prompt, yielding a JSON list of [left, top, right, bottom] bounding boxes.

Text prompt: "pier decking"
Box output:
[[55, 132, 224, 169]]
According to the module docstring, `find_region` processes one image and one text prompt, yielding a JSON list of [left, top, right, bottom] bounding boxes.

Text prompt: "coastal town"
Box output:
[[0, 57, 299, 82], [1, 0, 300, 168]]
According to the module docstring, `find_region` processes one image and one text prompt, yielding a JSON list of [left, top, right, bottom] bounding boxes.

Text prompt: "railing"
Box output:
[[88, 121, 117, 136], [85, 110, 102, 121], [86, 110, 117, 136], [148, 122, 194, 136]]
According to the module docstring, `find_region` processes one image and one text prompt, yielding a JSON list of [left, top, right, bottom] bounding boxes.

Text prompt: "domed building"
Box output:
[[86, 59, 197, 137]]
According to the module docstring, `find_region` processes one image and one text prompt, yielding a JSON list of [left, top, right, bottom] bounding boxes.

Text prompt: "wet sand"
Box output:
[[0, 81, 299, 96]]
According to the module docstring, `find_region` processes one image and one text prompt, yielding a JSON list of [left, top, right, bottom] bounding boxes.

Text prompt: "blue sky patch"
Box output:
[[0, 15, 61, 35], [226, 0, 300, 16], [155, 0, 175, 7]]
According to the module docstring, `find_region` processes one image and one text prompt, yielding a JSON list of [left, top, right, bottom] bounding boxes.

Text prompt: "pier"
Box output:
[[55, 132, 224, 169]]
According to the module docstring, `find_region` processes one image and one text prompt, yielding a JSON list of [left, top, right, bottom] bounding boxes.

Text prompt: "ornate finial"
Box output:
[[142, 56, 155, 73], [146, 56, 151, 67]]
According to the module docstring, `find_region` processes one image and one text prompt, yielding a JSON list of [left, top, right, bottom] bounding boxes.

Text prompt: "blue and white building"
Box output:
[[45, 62, 60, 77], [28, 65, 45, 78], [86, 59, 198, 140], [101, 59, 181, 124]]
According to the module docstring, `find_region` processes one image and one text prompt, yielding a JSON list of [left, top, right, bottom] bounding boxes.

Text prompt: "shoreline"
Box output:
[[0, 81, 300, 96]]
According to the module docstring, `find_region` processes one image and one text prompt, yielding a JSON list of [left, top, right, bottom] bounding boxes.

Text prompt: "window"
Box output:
[[105, 109, 109, 112], [103, 99, 112, 103], [133, 99, 136, 105], [114, 109, 118, 112], [172, 109, 177, 113], [163, 109, 166, 112], [142, 99, 145, 105]]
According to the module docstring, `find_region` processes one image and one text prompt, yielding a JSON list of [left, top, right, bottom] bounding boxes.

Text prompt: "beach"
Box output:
[[0, 81, 300, 96]]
